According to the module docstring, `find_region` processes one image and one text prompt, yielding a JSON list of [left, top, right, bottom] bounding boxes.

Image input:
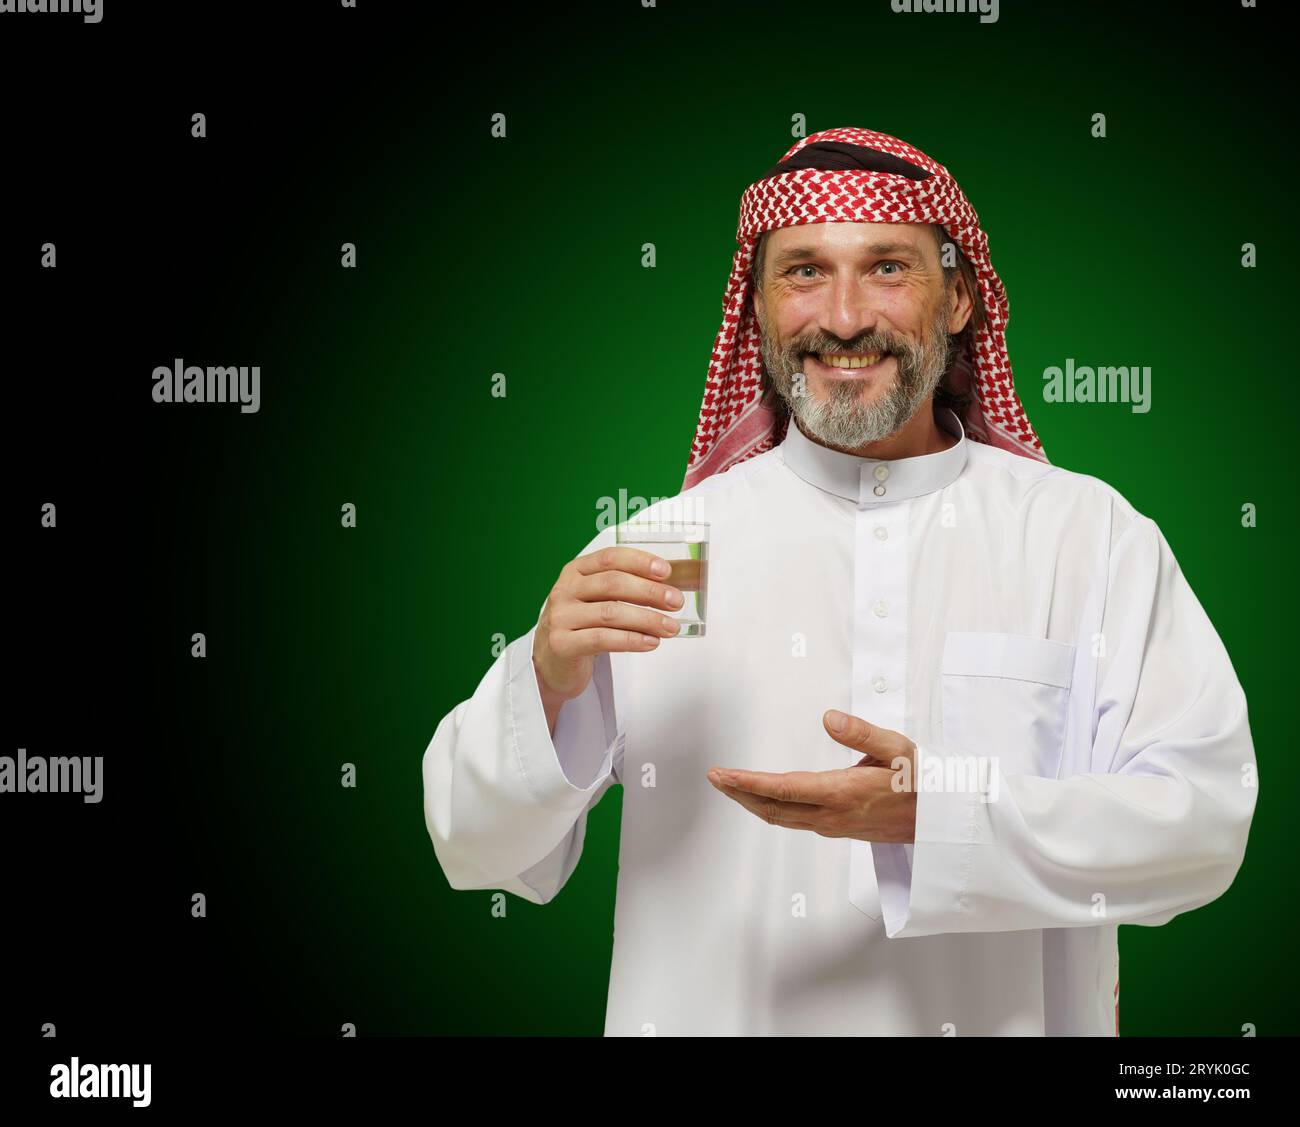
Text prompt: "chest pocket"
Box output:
[[940, 631, 1076, 780]]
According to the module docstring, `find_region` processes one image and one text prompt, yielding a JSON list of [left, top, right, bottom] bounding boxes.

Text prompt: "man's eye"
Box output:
[[784, 262, 905, 279]]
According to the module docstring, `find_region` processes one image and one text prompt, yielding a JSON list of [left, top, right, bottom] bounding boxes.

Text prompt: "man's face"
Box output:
[[752, 221, 970, 449]]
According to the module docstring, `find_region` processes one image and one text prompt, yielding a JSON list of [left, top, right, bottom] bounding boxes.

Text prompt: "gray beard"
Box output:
[[758, 297, 954, 449]]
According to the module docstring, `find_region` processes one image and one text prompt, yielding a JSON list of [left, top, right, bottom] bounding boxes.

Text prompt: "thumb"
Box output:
[[823, 709, 898, 766]]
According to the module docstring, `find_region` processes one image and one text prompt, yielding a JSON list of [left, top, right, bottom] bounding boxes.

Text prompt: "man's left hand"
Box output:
[[706, 709, 918, 843]]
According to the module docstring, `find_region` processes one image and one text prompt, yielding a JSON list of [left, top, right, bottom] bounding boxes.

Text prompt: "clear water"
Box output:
[[621, 538, 708, 637]]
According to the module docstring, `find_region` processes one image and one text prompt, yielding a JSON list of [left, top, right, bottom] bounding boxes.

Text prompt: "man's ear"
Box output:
[[946, 273, 974, 336]]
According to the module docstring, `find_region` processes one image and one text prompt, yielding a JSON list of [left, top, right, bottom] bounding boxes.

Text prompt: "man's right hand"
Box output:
[[532, 546, 684, 734]]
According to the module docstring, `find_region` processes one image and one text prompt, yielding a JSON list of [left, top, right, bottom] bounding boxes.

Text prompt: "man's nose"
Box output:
[[820, 277, 882, 343]]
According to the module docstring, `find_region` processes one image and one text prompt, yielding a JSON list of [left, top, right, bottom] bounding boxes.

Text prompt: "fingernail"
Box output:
[[665, 588, 683, 607], [826, 710, 847, 734], [652, 559, 671, 576]]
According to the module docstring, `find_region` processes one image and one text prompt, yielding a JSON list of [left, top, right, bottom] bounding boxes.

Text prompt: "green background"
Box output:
[[8, 0, 1291, 1037]]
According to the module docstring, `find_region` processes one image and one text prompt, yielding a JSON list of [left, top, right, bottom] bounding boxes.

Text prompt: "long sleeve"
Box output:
[[421, 619, 622, 905], [877, 513, 1258, 938]]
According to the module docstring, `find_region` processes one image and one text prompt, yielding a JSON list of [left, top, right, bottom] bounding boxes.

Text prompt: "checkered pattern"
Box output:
[[682, 127, 1049, 491]]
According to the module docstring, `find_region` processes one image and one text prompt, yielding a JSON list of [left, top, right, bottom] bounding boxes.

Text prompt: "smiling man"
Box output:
[[752, 219, 968, 459], [422, 127, 1257, 1036]]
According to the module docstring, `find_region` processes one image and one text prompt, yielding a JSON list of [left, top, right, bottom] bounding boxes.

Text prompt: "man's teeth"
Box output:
[[817, 352, 886, 369]]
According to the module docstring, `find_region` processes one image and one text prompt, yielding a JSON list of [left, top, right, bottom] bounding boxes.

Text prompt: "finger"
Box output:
[[553, 599, 681, 638], [571, 568, 683, 612], [710, 782, 823, 829], [549, 626, 663, 658], [714, 767, 836, 806], [823, 710, 904, 763], [574, 546, 673, 582]]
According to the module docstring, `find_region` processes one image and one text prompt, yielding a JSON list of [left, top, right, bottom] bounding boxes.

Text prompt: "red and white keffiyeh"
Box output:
[[682, 126, 1048, 491]]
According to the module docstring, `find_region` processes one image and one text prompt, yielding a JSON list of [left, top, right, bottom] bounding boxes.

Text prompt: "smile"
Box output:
[[809, 352, 893, 376]]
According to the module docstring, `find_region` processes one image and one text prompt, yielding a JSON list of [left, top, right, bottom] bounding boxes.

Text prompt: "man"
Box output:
[[421, 127, 1256, 1035]]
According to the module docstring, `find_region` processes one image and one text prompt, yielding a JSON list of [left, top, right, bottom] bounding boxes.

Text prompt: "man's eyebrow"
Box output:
[[772, 241, 922, 265]]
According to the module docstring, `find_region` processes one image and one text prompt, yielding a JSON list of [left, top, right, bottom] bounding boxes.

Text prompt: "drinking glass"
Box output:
[[615, 521, 709, 638]]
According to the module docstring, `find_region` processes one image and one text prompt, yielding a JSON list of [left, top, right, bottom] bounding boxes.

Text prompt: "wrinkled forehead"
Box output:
[[762, 220, 942, 257]]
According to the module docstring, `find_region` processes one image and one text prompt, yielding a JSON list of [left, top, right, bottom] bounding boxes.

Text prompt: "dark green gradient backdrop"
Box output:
[[8, 0, 1293, 1038]]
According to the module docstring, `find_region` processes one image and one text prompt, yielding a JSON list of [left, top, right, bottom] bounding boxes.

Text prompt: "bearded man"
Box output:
[[422, 127, 1256, 1036]]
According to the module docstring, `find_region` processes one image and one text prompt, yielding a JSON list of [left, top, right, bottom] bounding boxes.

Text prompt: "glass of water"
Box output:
[[615, 521, 709, 638]]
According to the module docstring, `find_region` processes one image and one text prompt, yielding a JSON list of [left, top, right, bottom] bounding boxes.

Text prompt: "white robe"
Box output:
[[421, 406, 1257, 1035]]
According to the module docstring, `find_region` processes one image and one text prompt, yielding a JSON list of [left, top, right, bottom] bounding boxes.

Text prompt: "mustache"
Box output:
[[795, 334, 908, 358]]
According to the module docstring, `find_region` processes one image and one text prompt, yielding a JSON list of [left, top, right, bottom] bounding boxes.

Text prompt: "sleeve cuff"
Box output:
[[507, 627, 617, 802], [876, 745, 983, 938]]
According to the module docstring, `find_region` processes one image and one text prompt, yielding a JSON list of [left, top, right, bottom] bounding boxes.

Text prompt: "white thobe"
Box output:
[[422, 405, 1257, 1035]]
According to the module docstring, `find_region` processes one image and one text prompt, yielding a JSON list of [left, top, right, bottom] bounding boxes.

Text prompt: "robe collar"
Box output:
[[777, 404, 968, 507]]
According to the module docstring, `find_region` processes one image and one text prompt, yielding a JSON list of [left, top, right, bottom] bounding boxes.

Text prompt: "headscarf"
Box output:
[[682, 126, 1048, 491]]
